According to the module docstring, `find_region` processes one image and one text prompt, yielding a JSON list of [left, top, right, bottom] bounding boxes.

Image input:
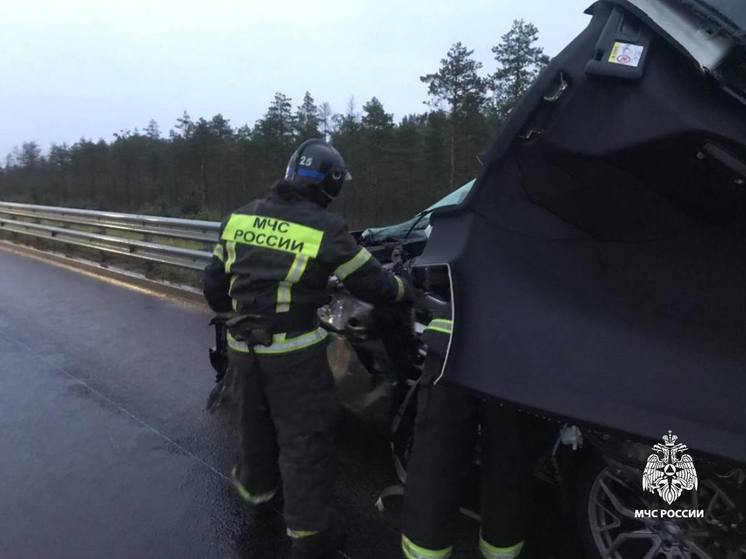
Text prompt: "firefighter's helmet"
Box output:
[[285, 139, 351, 200]]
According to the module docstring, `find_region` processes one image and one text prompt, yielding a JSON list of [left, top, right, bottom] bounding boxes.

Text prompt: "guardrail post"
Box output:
[[60, 222, 72, 258], [142, 232, 155, 278], [97, 223, 109, 267], [30, 213, 42, 253]]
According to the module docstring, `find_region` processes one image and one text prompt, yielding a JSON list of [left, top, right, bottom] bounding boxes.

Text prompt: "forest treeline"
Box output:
[[0, 20, 548, 229]]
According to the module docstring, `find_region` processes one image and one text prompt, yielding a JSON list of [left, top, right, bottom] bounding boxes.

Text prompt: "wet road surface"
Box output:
[[0, 247, 578, 558]]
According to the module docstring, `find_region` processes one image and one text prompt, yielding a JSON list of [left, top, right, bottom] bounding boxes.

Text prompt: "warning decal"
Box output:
[[608, 42, 644, 67]]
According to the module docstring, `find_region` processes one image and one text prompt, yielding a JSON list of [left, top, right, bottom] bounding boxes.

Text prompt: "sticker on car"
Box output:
[[608, 41, 644, 67]]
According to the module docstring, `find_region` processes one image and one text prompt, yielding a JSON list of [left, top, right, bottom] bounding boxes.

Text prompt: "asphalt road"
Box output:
[[0, 247, 578, 559]]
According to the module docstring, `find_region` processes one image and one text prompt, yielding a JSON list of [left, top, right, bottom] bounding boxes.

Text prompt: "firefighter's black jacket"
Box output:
[[204, 181, 406, 330]]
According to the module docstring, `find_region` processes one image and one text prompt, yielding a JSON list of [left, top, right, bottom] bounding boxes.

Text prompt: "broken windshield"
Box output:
[[361, 179, 475, 243]]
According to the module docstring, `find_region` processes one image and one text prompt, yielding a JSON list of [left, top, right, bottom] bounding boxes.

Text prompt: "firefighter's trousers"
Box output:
[[402, 380, 545, 559], [229, 340, 339, 556]]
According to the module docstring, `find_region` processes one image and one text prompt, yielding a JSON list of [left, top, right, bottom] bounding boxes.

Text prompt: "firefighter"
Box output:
[[203, 139, 411, 559], [401, 303, 547, 559]]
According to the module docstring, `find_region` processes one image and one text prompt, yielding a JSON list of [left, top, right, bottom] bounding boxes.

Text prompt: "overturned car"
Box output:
[[417, 0, 746, 557]]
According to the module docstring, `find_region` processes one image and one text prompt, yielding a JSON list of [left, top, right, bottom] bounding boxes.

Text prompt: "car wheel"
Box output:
[[575, 453, 745, 559]]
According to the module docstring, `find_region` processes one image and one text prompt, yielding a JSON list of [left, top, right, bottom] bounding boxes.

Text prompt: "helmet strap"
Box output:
[[319, 184, 336, 201]]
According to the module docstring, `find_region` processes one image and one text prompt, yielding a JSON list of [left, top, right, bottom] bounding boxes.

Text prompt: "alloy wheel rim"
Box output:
[[587, 466, 743, 559]]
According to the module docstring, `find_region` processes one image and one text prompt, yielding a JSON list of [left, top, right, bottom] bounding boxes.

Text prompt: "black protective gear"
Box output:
[[289, 528, 341, 559], [402, 311, 552, 558], [203, 182, 406, 324], [231, 342, 339, 551], [285, 139, 350, 201], [203, 165, 404, 556], [203, 263, 232, 313], [403, 381, 544, 557], [395, 275, 415, 305], [417, 314, 451, 385]]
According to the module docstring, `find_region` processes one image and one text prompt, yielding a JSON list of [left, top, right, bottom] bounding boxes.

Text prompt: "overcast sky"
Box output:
[[0, 0, 591, 159]]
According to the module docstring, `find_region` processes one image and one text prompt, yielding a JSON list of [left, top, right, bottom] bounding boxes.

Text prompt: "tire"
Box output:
[[574, 453, 614, 559], [573, 451, 744, 559]]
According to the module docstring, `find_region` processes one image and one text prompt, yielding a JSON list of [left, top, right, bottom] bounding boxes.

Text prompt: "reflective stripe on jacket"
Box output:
[[203, 182, 404, 350]]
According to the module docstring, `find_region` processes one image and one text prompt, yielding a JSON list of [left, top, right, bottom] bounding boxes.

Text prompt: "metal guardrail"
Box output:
[[0, 201, 220, 271]]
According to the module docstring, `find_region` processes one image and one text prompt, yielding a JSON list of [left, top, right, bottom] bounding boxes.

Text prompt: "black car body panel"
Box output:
[[678, 0, 746, 40], [417, 1, 746, 462]]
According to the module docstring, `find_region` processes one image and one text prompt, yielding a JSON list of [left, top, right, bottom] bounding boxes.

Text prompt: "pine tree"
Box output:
[[19, 142, 42, 168], [360, 97, 396, 223], [317, 102, 333, 141], [333, 97, 360, 136], [295, 91, 321, 140], [173, 111, 195, 139], [252, 92, 297, 185], [208, 114, 233, 139], [490, 19, 550, 119], [145, 120, 161, 140], [256, 92, 296, 149], [362, 97, 394, 130], [420, 42, 486, 117], [420, 42, 487, 186]]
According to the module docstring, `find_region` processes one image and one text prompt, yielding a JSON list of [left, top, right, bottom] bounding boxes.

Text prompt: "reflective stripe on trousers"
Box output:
[[424, 318, 452, 335], [401, 535, 452, 559], [394, 276, 406, 301], [227, 327, 328, 355], [479, 535, 524, 559], [231, 466, 277, 505], [286, 528, 319, 539]]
